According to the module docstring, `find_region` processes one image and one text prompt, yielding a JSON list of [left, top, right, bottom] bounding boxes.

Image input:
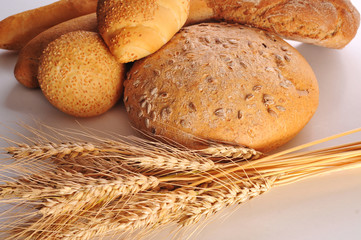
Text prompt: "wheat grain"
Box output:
[[50, 177, 273, 240], [40, 174, 160, 215], [178, 178, 274, 226], [6, 140, 218, 172], [6, 142, 99, 160], [1, 126, 361, 240], [198, 144, 262, 160]]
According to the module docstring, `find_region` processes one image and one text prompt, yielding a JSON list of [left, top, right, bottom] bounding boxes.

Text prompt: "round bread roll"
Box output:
[[123, 23, 319, 152], [38, 31, 125, 117], [15, 13, 97, 89], [97, 0, 190, 63]]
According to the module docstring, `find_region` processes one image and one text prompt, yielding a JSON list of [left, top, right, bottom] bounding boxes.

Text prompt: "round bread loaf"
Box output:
[[38, 31, 125, 117], [97, 0, 190, 63], [123, 23, 319, 152]]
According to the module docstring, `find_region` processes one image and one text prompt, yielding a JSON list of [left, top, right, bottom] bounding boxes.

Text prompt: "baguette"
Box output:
[[187, 0, 360, 49], [0, 0, 98, 50], [14, 13, 97, 88], [123, 23, 319, 152]]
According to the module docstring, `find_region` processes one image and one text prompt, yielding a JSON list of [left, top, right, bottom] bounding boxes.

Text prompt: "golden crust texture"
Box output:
[[187, 0, 360, 49], [97, 0, 190, 63], [0, 0, 98, 50], [15, 13, 97, 89], [123, 23, 319, 152], [38, 31, 125, 117]]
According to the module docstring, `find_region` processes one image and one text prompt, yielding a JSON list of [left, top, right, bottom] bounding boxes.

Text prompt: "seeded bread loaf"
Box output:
[[15, 13, 97, 89], [187, 0, 360, 49], [97, 0, 190, 63], [0, 0, 98, 50], [123, 23, 319, 152]]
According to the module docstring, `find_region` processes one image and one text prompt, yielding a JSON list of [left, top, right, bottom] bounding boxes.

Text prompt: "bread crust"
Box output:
[[38, 31, 125, 117], [97, 0, 190, 63], [14, 13, 97, 89], [123, 23, 319, 152], [0, 0, 98, 50], [187, 0, 360, 49]]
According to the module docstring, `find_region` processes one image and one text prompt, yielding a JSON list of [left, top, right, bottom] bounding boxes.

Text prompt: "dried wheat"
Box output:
[[1, 126, 361, 240], [198, 144, 262, 160]]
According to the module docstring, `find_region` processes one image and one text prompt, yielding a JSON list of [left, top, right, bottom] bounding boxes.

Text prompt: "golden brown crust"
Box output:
[[187, 0, 360, 49], [38, 31, 125, 117], [123, 23, 319, 152], [97, 0, 190, 63], [14, 13, 97, 89], [0, 0, 98, 50]]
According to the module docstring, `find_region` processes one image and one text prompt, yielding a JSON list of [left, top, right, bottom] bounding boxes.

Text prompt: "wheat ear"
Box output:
[[5, 140, 218, 172], [47, 177, 273, 240], [198, 144, 262, 160], [1, 126, 361, 240]]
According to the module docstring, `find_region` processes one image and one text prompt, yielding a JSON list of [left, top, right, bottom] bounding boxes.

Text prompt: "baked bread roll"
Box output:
[[15, 13, 97, 89], [38, 31, 125, 117], [123, 23, 319, 152], [0, 0, 98, 50], [97, 0, 190, 63], [187, 0, 360, 49]]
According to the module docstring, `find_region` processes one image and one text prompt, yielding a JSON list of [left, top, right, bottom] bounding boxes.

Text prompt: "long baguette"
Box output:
[[0, 0, 97, 50]]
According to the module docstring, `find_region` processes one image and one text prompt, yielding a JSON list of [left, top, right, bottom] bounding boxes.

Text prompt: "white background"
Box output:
[[1, 1, 361, 239]]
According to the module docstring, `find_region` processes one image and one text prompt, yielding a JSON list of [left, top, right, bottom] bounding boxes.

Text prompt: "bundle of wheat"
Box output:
[[1, 125, 361, 239]]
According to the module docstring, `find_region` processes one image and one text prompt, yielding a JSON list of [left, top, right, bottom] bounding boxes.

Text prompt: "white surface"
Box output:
[[1, 1, 361, 239]]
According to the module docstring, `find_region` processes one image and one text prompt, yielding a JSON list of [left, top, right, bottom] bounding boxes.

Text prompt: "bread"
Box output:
[[0, 0, 98, 50], [97, 0, 190, 63], [14, 13, 97, 89], [38, 31, 125, 117], [187, 0, 360, 49], [123, 23, 319, 152]]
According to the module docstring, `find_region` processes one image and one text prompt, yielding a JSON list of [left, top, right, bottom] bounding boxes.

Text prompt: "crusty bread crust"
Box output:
[[0, 0, 98, 50], [187, 0, 360, 49], [123, 23, 319, 152], [14, 13, 97, 88]]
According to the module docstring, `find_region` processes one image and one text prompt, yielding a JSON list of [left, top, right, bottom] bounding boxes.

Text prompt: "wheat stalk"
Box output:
[[5, 141, 219, 172], [1, 126, 361, 240], [6, 142, 99, 160], [40, 177, 273, 240], [198, 143, 262, 160]]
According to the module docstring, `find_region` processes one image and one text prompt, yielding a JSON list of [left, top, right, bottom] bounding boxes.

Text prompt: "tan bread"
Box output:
[[97, 0, 358, 62], [14, 13, 97, 89], [38, 31, 125, 118], [187, 0, 360, 49], [0, 0, 98, 50], [123, 23, 319, 152], [97, 0, 190, 63]]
